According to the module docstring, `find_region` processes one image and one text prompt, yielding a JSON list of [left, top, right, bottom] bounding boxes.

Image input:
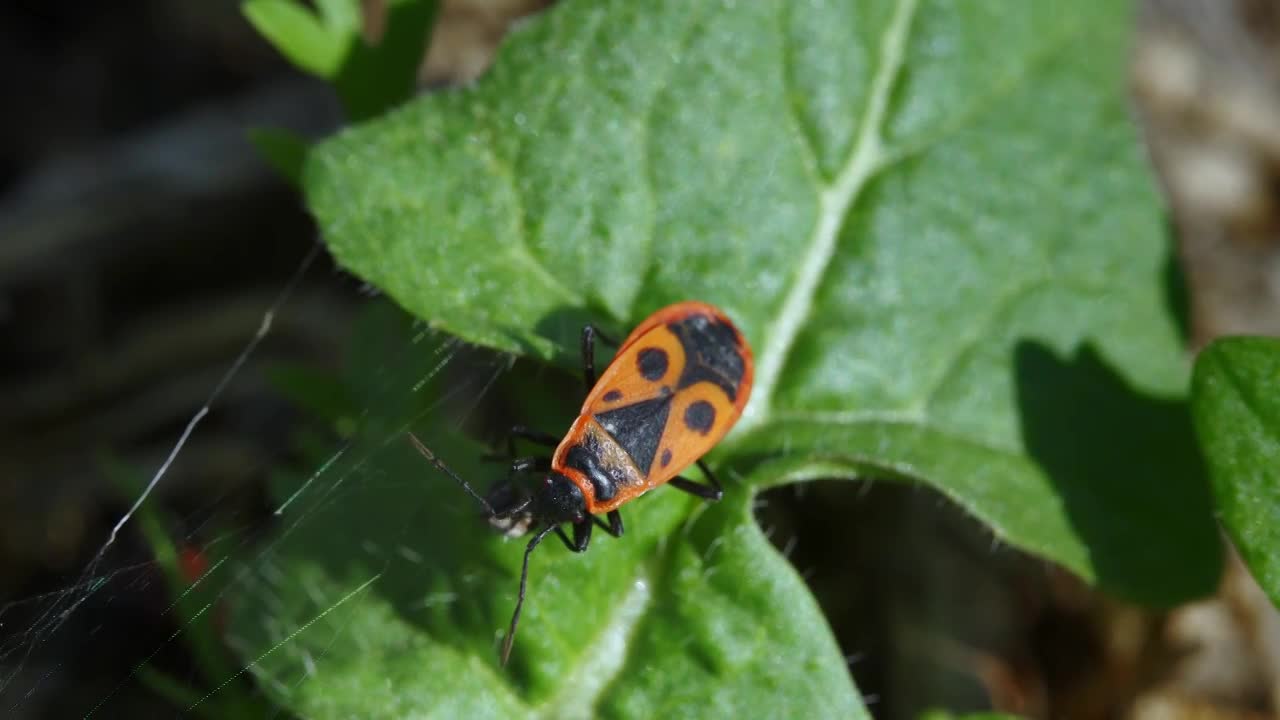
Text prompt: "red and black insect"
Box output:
[[408, 301, 754, 664]]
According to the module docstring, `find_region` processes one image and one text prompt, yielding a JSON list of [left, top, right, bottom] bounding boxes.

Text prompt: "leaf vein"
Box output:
[[878, 17, 1088, 168], [741, 0, 919, 431], [775, 0, 824, 182], [913, 277, 1050, 413], [480, 140, 583, 305]]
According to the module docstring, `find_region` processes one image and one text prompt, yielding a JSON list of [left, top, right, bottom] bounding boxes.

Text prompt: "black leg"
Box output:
[[505, 425, 561, 458], [696, 459, 721, 491], [554, 519, 593, 553], [668, 460, 723, 502], [483, 426, 560, 464], [581, 324, 618, 392], [591, 510, 624, 537], [502, 456, 551, 497], [508, 457, 551, 475]]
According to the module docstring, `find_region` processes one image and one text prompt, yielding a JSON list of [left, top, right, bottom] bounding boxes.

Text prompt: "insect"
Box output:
[[408, 301, 754, 665]]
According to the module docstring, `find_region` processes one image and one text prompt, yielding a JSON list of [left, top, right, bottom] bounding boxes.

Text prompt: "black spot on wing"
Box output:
[[684, 400, 716, 435], [668, 314, 745, 401], [636, 347, 668, 381], [594, 394, 673, 475], [660, 448, 673, 468], [603, 389, 623, 402]]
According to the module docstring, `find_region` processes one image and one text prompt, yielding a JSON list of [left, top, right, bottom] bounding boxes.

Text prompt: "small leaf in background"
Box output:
[[243, 0, 348, 77], [1192, 337, 1280, 609], [243, 0, 439, 121], [313, 0, 363, 38]]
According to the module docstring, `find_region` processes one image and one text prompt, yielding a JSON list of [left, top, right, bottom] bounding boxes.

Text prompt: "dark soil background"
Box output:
[[1, 1, 1278, 718]]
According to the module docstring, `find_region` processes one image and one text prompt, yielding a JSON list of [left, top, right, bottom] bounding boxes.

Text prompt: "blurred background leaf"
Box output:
[[243, 0, 439, 120]]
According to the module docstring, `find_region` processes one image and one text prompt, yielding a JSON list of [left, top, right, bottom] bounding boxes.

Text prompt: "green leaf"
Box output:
[[230, 0, 1222, 716], [243, 0, 438, 121], [243, 0, 347, 76], [313, 0, 362, 37], [1193, 337, 1280, 608]]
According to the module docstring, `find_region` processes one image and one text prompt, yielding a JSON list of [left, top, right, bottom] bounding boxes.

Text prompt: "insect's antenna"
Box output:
[[406, 432, 496, 516], [501, 524, 555, 666]]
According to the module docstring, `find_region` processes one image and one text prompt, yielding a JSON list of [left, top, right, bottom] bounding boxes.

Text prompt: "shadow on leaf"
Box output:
[[1013, 340, 1220, 605]]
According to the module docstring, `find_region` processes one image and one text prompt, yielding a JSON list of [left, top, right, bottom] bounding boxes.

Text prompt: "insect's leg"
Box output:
[[508, 425, 560, 454], [501, 456, 552, 497], [555, 517, 593, 552], [501, 524, 556, 666], [668, 460, 723, 502], [695, 459, 722, 493], [591, 510, 624, 538], [514, 427, 561, 447], [580, 324, 618, 392], [572, 518, 593, 551], [668, 477, 722, 501], [509, 457, 551, 475], [485, 425, 560, 463]]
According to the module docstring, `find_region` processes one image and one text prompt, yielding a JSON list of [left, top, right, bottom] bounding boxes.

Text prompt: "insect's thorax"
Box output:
[[553, 417, 650, 513]]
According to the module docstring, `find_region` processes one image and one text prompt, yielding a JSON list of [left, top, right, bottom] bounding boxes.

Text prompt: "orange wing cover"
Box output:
[[555, 302, 753, 512]]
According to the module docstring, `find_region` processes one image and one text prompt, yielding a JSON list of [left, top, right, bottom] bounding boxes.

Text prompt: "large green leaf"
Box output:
[[229, 0, 1221, 716], [1193, 338, 1280, 609]]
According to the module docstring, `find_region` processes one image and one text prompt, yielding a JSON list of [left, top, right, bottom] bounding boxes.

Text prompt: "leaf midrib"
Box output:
[[533, 571, 652, 719], [740, 0, 919, 432]]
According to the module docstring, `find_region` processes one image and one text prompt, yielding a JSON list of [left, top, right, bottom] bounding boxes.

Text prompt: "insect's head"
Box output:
[[532, 471, 586, 526]]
